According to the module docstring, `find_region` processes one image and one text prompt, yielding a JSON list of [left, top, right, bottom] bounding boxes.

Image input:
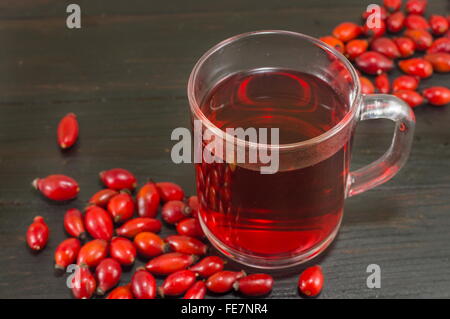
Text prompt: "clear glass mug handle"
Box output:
[[347, 94, 416, 197]]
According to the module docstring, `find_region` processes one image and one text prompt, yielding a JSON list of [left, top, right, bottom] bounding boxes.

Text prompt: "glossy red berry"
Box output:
[[99, 168, 137, 191], [137, 181, 160, 218], [298, 266, 324, 297], [63, 208, 86, 240], [57, 113, 79, 149], [394, 37, 416, 57], [422, 87, 450, 106], [345, 39, 368, 60], [176, 218, 204, 238], [166, 235, 207, 256], [424, 53, 450, 73], [319, 36, 345, 54], [183, 281, 206, 299], [393, 90, 425, 107], [77, 239, 108, 268], [71, 264, 97, 299], [26, 216, 49, 251], [106, 284, 134, 299], [355, 51, 394, 75], [206, 270, 246, 294], [392, 75, 420, 92], [187, 196, 200, 218], [110, 237, 136, 266], [399, 58, 433, 78], [131, 268, 157, 299], [95, 258, 122, 295], [88, 189, 118, 208], [427, 37, 450, 54], [159, 270, 197, 297], [54, 238, 81, 273], [189, 256, 225, 278], [405, 0, 427, 15], [383, 0, 402, 12], [134, 232, 169, 259], [145, 252, 197, 275], [84, 206, 114, 241], [405, 14, 430, 30], [161, 200, 192, 224], [429, 15, 449, 35], [33, 174, 79, 201], [233, 274, 274, 297], [404, 29, 433, 51], [156, 182, 185, 202], [375, 73, 390, 94], [363, 19, 386, 38], [332, 22, 362, 42], [370, 37, 400, 59], [107, 192, 135, 223], [115, 217, 162, 238], [387, 11, 405, 33]]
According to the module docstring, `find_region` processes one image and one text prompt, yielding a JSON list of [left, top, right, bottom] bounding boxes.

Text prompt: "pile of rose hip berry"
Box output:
[[320, 0, 449, 108], [25, 113, 324, 299]]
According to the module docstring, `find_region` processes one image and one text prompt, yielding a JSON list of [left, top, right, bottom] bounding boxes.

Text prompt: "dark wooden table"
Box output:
[[0, 0, 449, 299]]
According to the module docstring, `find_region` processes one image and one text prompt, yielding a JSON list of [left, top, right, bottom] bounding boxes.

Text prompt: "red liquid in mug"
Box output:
[[196, 69, 351, 258]]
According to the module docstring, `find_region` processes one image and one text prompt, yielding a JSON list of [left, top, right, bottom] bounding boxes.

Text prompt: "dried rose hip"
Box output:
[[107, 192, 135, 223], [77, 239, 108, 268], [298, 266, 324, 297], [427, 37, 450, 54], [156, 182, 185, 202], [176, 218, 204, 238], [145, 252, 197, 275], [57, 113, 79, 149], [424, 53, 450, 72], [393, 90, 425, 107], [161, 200, 192, 224], [159, 270, 197, 297], [134, 232, 169, 258], [189, 256, 225, 278], [363, 19, 386, 38], [166, 235, 208, 256], [137, 181, 160, 218], [33, 174, 79, 201], [405, 0, 427, 15], [387, 11, 405, 33], [398, 58, 433, 78], [392, 75, 420, 92], [394, 37, 416, 57], [99, 168, 137, 191], [71, 264, 96, 299], [345, 39, 368, 60], [383, 0, 402, 12], [110, 237, 136, 266], [355, 51, 394, 75], [54, 238, 81, 274], [319, 36, 345, 53], [95, 258, 122, 295], [131, 268, 157, 299], [422, 87, 450, 106], [84, 206, 114, 241], [183, 281, 206, 299], [88, 189, 118, 208], [233, 274, 274, 297], [404, 29, 433, 51], [332, 22, 362, 42], [375, 73, 390, 94], [360, 76, 375, 94], [370, 37, 400, 59], [106, 284, 134, 299], [26, 216, 49, 251], [206, 270, 246, 294], [405, 14, 430, 30], [429, 15, 449, 35], [115, 217, 162, 238]]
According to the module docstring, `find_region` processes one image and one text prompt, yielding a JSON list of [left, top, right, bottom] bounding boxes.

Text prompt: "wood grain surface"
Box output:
[[0, 0, 449, 299]]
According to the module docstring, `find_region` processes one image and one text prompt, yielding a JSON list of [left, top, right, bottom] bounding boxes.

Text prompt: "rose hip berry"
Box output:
[[405, 0, 427, 15], [371, 37, 401, 59], [134, 232, 169, 259], [363, 19, 386, 38], [131, 268, 157, 299], [424, 53, 450, 73], [392, 75, 420, 92], [355, 51, 394, 75], [115, 217, 162, 238], [107, 192, 135, 223], [375, 73, 391, 94], [156, 182, 185, 202], [159, 270, 197, 297], [394, 90, 425, 107], [84, 206, 114, 241], [399, 58, 433, 78], [206, 270, 246, 294], [429, 15, 449, 35], [95, 258, 122, 295], [33, 174, 79, 201], [405, 14, 430, 30], [88, 189, 118, 208], [404, 29, 433, 51], [166, 235, 208, 256], [63, 208, 87, 240], [387, 11, 405, 33], [145, 252, 197, 275], [106, 284, 134, 299], [176, 218, 204, 238], [110, 237, 136, 266], [233, 274, 274, 297], [99, 168, 137, 191], [77, 239, 108, 268], [422, 87, 450, 106], [360, 76, 375, 94], [57, 113, 79, 150], [71, 264, 96, 299], [427, 37, 450, 54], [137, 181, 160, 218], [332, 22, 362, 42], [383, 0, 402, 12], [319, 36, 345, 53], [190, 256, 225, 278], [345, 39, 368, 60], [394, 37, 416, 57], [54, 238, 81, 274], [26, 216, 49, 251], [183, 281, 206, 299], [298, 265, 324, 297], [161, 200, 192, 224], [187, 195, 199, 218]]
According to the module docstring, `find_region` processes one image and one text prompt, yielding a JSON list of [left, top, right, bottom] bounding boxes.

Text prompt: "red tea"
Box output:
[[196, 69, 351, 258]]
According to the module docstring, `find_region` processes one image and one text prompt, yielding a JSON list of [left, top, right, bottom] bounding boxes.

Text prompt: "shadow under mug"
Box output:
[[187, 30, 415, 269]]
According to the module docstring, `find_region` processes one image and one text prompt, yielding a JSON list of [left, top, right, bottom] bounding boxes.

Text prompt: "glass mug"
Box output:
[[187, 31, 415, 269]]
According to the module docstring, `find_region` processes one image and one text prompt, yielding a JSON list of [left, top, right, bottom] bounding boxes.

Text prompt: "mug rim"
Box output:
[[187, 30, 361, 150]]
